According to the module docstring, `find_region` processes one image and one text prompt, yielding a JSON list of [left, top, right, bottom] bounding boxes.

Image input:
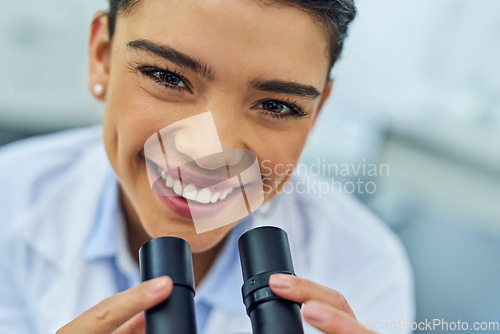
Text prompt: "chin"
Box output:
[[182, 228, 231, 253], [143, 216, 233, 253]]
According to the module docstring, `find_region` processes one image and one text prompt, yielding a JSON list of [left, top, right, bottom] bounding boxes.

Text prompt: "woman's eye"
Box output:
[[151, 70, 187, 89], [254, 99, 306, 120], [259, 100, 290, 114], [137, 66, 192, 92]]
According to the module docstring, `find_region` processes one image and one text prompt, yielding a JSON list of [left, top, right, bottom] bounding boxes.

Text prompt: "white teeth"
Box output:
[[166, 175, 174, 188], [183, 184, 198, 201], [210, 192, 220, 203], [156, 164, 235, 204], [173, 180, 183, 195], [196, 188, 211, 204], [220, 189, 228, 200]]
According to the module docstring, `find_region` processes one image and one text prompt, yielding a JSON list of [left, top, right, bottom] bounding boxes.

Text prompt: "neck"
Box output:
[[126, 222, 226, 287], [119, 191, 226, 286]]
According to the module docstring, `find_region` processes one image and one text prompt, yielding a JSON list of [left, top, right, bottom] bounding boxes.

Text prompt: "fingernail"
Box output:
[[303, 301, 329, 324], [269, 274, 293, 289], [147, 276, 171, 293]]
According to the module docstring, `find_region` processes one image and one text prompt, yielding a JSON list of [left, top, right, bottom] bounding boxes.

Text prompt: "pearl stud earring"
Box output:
[[93, 83, 104, 96]]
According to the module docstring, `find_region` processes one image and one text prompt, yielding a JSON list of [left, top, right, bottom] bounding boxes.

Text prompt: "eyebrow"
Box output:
[[127, 39, 321, 99], [250, 79, 321, 100], [127, 39, 214, 80]]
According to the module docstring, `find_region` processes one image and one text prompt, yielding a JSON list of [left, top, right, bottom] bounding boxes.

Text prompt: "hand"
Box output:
[[269, 274, 376, 334], [57, 276, 173, 334]]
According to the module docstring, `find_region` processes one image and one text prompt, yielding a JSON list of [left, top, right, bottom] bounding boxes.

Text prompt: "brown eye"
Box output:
[[253, 99, 307, 120], [137, 66, 192, 92], [261, 101, 289, 113], [255, 100, 298, 115], [151, 70, 187, 89]]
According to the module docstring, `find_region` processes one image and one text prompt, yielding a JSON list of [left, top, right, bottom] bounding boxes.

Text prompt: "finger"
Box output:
[[303, 301, 369, 334], [114, 312, 145, 334], [269, 274, 354, 316], [57, 276, 172, 334]]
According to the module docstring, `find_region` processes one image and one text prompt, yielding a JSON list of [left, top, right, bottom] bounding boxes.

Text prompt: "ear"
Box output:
[[88, 12, 111, 102], [310, 78, 333, 128]]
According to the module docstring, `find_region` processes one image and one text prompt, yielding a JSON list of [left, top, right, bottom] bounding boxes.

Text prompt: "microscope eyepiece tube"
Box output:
[[238, 226, 304, 334], [139, 237, 197, 334]]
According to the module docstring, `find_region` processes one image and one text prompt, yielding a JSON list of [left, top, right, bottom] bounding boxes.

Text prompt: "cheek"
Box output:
[[253, 128, 309, 198], [103, 68, 177, 180]]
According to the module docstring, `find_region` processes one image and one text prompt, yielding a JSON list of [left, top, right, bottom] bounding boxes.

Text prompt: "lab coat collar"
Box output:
[[83, 172, 120, 261], [16, 144, 112, 271]]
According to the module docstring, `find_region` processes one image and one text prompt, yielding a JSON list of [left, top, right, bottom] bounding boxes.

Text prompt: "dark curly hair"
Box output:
[[107, 0, 356, 71]]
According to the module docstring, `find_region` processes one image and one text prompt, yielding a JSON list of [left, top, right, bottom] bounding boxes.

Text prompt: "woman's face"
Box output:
[[89, 0, 332, 252]]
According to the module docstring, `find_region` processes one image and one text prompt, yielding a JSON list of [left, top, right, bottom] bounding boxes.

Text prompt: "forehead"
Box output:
[[116, 0, 330, 85]]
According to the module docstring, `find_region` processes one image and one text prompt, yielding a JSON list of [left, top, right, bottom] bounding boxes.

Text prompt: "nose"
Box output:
[[174, 126, 225, 170], [210, 108, 246, 166]]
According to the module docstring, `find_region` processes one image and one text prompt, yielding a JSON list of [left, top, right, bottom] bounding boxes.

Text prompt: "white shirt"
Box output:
[[0, 126, 414, 334]]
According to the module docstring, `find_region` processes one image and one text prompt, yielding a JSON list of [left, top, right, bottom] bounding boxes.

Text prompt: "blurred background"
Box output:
[[0, 0, 499, 333]]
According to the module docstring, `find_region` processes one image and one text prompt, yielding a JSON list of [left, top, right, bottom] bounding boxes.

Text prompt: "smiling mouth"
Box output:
[[152, 164, 235, 204]]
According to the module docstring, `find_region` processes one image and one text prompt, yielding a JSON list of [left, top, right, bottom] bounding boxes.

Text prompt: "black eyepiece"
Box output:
[[139, 236, 198, 334], [238, 226, 304, 334]]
